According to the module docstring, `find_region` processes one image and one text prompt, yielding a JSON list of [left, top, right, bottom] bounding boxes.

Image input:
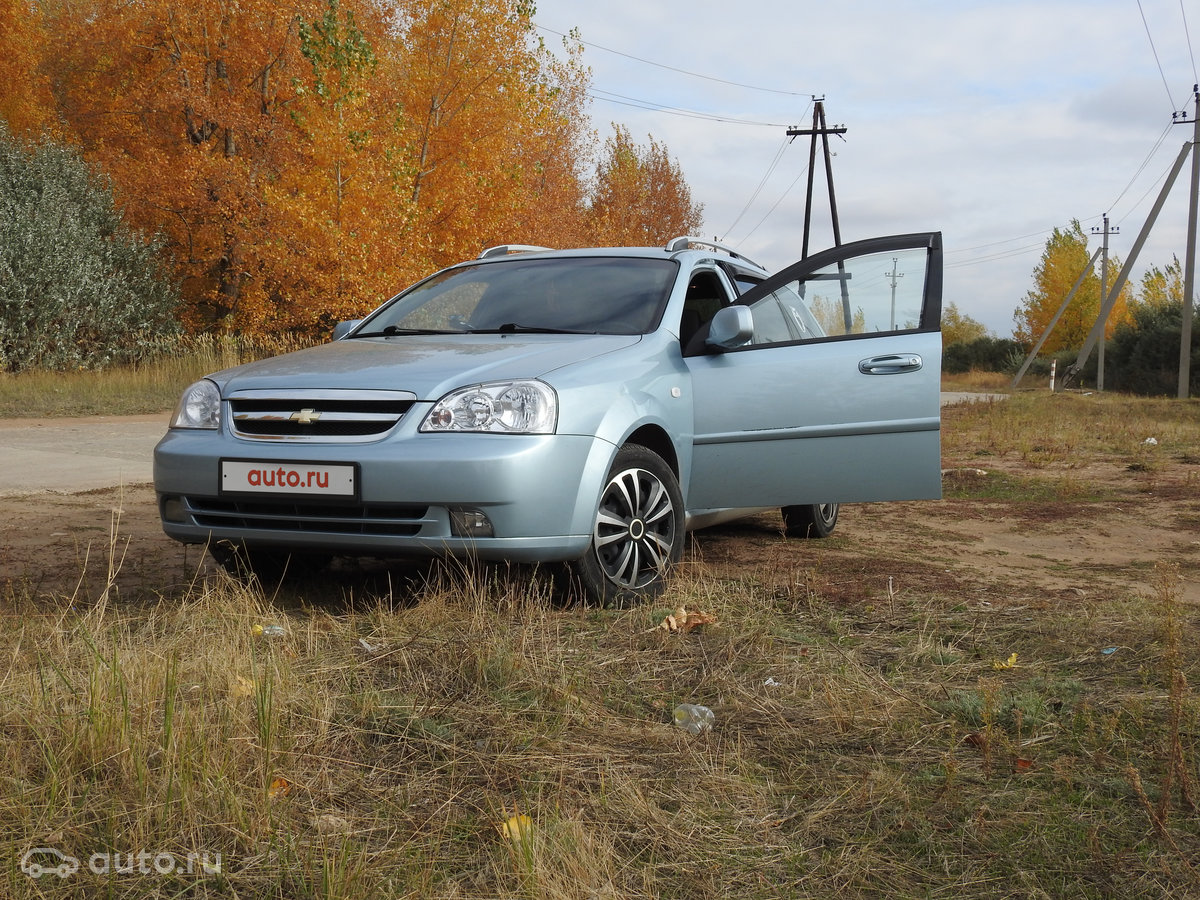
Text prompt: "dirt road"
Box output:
[[1, 397, 1195, 608]]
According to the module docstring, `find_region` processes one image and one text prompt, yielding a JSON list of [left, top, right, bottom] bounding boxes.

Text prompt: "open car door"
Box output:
[[683, 232, 943, 513]]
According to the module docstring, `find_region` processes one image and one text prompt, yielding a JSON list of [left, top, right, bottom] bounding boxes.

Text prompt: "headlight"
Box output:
[[421, 380, 557, 434], [171, 379, 221, 429]]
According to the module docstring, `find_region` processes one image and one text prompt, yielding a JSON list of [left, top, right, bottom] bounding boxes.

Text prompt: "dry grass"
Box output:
[[2, 393, 1200, 897], [941, 369, 1014, 393], [0, 334, 314, 418]]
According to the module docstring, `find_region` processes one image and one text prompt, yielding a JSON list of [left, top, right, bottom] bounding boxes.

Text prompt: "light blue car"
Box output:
[[155, 234, 943, 604]]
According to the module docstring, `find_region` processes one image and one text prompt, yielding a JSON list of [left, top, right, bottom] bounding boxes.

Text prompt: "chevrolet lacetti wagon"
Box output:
[[154, 233, 943, 604]]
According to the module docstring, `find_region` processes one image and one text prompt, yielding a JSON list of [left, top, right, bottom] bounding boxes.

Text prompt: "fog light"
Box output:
[[162, 496, 187, 523], [450, 508, 494, 538]]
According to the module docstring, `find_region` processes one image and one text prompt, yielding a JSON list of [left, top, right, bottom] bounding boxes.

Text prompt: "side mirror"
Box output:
[[331, 320, 361, 341], [706, 306, 754, 351]]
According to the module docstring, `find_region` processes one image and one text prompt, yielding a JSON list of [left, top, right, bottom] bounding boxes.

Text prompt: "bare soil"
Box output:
[[2, 448, 1196, 607]]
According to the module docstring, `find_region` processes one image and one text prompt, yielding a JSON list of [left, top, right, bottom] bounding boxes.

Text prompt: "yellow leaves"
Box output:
[[25, 0, 697, 337], [497, 813, 534, 845], [653, 606, 718, 634], [268, 777, 293, 799], [231, 675, 256, 698], [992, 652, 1019, 670]]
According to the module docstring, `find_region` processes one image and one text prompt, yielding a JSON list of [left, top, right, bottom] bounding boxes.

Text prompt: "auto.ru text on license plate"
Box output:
[[221, 459, 357, 497]]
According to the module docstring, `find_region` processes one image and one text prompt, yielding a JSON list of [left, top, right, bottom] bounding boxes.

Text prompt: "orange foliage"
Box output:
[[587, 125, 704, 247], [11, 0, 692, 337], [0, 0, 56, 136]]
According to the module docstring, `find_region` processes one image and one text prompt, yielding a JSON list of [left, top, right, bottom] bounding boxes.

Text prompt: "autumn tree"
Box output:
[[1012, 220, 1130, 353], [0, 0, 56, 136], [44, 0, 333, 329], [389, 0, 592, 265], [586, 125, 703, 246], [265, 0, 413, 329], [941, 302, 989, 345], [12, 0, 691, 338]]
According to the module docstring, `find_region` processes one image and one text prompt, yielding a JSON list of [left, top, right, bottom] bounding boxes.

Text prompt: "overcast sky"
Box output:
[[531, 0, 1200, 337]]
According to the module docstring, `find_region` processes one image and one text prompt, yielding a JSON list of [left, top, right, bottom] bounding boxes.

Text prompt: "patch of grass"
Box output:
[[3, 543, 1200, 898], [941, 467, 1113, 502], [0, 334, 315, 418], [944, 390, 1200, 469], [3, 377, 1200, 897], [941, 370, 1012, 393]]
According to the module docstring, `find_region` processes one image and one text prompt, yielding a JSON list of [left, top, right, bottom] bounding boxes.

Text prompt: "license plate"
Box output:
[[221, 459, 357, 497]]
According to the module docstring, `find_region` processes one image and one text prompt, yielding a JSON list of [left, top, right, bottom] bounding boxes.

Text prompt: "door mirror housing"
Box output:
[[331, 320, 361, 341], [706, 306, 754, 351]]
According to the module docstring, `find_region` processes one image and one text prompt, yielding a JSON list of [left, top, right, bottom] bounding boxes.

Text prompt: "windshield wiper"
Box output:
[[478, 323, 597, 335], [349, 325, 460, 338]]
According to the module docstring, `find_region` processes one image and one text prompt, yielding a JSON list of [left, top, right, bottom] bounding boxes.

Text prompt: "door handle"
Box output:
[[859, 354, 923, 375]]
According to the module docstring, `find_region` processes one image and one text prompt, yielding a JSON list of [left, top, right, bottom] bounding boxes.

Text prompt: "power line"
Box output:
[[1106, 120, 1173, 216], [588, 88, 790, 127], [721, 135, 795, 238], [1181, 0, 1199, 84], [944, 242, 1047, 270], [945, 229, 1057, 255], [1138, 0, 1181, 110], [731, 164, 811, 245], [536, 25, 815, 98]]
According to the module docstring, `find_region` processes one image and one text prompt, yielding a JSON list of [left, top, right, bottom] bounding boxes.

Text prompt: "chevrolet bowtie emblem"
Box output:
[[290, 408, 322, 425]]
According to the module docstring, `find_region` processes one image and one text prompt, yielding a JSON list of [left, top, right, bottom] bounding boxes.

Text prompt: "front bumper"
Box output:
[[153, 427, 613, 563]]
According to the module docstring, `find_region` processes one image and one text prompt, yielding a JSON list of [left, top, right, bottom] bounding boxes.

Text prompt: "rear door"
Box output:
[[683, 232, 943, 512]]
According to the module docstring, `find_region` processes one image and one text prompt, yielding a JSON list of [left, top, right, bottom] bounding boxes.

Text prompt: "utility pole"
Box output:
[[787, 101, 851, 328], [1091, 215, 1118, 391], [1176, 85, 1199, 399], [787, 100, 848, 257], [885, 258, 904, 330]]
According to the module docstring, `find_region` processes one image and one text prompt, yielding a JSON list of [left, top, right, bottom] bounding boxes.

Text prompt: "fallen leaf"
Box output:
[[1015, 757, 1034, 773], [654, 606, 718, 634], [268, 777, 293, 799], [963, 732, 988, 750], [498, 813, 534, 844], [232, 675, 256, 698]]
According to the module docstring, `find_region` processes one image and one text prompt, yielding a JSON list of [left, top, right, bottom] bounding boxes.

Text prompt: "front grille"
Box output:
[[228, 390, 417, 441], [188, 497, 430, 537]]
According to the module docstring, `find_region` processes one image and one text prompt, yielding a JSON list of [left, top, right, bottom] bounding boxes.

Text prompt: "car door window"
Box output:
[[679, 270, 732, 348], [745, 293, 797, 344], [734, 238, 940, 349]]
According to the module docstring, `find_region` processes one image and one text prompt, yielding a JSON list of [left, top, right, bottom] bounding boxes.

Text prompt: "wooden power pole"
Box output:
[[787, 101, 852, 329]]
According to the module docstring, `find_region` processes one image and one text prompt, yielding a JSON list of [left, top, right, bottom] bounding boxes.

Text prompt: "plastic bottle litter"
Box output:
[[673, 703, 715, 735], [253, 624, 285, 637]]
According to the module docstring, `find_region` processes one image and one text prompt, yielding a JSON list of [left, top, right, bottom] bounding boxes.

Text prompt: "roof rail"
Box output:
[[664, 236, 764, 270], [478, 244, 553, 259]]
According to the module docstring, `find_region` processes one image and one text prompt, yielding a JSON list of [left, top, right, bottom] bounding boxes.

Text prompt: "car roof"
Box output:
[[473, 237, 770, 275]]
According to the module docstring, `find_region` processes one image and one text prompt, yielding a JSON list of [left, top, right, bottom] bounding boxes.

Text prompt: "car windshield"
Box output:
[[355, 257, 678, 336]]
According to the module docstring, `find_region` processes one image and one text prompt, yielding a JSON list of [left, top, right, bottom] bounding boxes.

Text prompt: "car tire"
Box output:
[[570, 444, 684, 607], [782, 502, 839, 538], [209, 541, 330, 583]]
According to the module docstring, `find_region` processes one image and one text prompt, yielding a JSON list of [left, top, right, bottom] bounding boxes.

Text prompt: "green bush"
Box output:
[[0, 121, 181, 372], [942, 335, 1022, 374], [1106, 299, 1200, 396]]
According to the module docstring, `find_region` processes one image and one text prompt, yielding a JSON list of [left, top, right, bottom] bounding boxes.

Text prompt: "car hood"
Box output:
[[209, 334, 642, 399]]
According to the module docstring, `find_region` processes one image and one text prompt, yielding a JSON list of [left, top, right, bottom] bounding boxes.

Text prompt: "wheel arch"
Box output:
[[622, 424, 679, 477]]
